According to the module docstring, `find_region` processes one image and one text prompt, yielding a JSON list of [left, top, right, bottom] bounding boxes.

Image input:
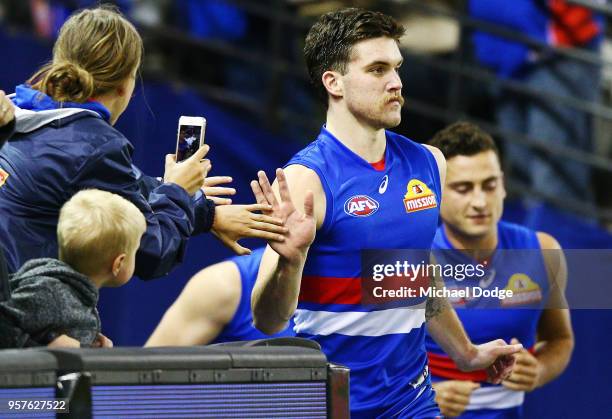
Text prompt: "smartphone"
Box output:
[[175, 116, 206, 162]]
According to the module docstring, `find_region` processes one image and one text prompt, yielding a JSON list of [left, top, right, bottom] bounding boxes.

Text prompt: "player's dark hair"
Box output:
[[304, 8, 405, 105], [429, 121, 500, 159]]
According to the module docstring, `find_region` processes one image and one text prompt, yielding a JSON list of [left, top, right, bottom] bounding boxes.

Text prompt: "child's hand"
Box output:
[[92, 333, 113, 348]]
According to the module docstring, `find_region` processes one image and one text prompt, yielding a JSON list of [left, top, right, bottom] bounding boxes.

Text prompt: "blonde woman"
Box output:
[[0, 6, 286, 278]]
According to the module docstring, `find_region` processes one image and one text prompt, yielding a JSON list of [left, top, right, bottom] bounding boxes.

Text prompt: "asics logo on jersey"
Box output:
[[378, 175, 389, 194], [344, 195, 380, 217]]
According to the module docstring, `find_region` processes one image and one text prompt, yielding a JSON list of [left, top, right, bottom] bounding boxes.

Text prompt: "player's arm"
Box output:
[[145, 261, 241, 346], [425, 258, 522, 383], [424, 144, 446, 194], [250, 166, 324, 335], [502, 232, 574, 392]]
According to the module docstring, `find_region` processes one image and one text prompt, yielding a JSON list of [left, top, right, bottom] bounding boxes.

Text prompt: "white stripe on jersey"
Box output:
[[294, 305, 426, 337], [467, 385, 524, 410]]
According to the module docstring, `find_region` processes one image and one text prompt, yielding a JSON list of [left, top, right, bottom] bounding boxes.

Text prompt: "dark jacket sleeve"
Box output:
[[136, 171, 216, 235], [0, 282, 60, 348], [0, 118, 15, 149], [71, 135, 198, 279]]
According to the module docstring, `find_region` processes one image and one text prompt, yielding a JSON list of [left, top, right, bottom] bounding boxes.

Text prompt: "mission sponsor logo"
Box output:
[[344, 195, 380, 217], [403, 179, 437, 213], [0, 168, 8, 188], [501, 273, 542, 306]]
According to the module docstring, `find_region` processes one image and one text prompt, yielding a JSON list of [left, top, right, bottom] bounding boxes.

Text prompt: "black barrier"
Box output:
[[26, 339, 347, 418], [0, 350, 59, 417]]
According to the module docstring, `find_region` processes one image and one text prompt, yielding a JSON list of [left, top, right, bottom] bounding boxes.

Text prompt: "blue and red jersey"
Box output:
[[286, 127, 441, 417], [427, 221, 549, 413]]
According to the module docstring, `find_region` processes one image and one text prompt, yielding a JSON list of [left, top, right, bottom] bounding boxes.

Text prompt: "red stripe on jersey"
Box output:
[[428, 346, 536, 382], [299, 276, 362, 304], [428, 352, 488, 382]]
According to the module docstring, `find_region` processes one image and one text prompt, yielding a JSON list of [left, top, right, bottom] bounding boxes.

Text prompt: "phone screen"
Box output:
[[176, 124, 203, 162]]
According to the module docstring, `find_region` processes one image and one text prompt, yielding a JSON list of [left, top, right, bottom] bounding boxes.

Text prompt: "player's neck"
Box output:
[[325, 107, 386, 163], [443, 223, 498, 254]]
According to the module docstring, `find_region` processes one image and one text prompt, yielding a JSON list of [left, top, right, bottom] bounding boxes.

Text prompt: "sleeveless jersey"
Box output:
[[427, 221, 549, 412], [286, 127, 441, 417], [211, 248, 295, 344]]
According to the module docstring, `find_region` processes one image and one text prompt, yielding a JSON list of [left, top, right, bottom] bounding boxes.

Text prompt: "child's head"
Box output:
[[58, 189, 147, 286]]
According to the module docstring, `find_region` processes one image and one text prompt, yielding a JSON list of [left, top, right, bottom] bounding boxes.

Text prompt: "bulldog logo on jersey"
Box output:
[[0, 168, 8, 188], [403, 179, 437, 213], [501, 273, 542, 306], [344, 195, 380, 217]]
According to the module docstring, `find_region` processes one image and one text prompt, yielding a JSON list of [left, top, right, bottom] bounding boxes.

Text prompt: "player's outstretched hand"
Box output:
[[251, 168, 316, 262], [164, 144, 211, 196], [211, 203, 287, 255], [202, 176, 236, 205], [460, 339, 522, 384], [432, 380, 480, 417]]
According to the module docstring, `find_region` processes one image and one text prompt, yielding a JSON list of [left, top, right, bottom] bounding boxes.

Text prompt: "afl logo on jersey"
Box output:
[[403, 179, 437, 213], [344, 195, 380, 217]]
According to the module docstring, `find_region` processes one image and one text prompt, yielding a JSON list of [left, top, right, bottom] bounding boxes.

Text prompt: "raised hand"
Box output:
[[250, 168, 316, 262]]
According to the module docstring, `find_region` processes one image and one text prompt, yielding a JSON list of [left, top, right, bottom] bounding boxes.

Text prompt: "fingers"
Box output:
[[245, 203, 275, 213], [165, 153, 176, 165], [187, 144, 210, 161], [276, 168, 292, 204], [303, 190, 314, 217], [203, 186, 236, 197], [505, 371, 535, 385], [442, 391, 471, 406], [251, 180, 268, 206], [207, 196, 232, 205], [508, 363, 537, 379], [219, 234, 251, 255], [231, 242, 252, 255], [258, 170, 279, 208], [249, 221, 288, 234], [440, 401, 468, 417], [453, 381, 480, 396], [204, 176, 233, 187], [250, 213, 285, 226], [491, 343, 523, 357], [246, 229, 286, 242], [501, 380, 527, 392]]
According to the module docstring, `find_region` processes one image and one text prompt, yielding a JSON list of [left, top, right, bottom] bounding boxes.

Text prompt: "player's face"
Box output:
[[441, 151, 506, 239], [341, 37, 404, 129]]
